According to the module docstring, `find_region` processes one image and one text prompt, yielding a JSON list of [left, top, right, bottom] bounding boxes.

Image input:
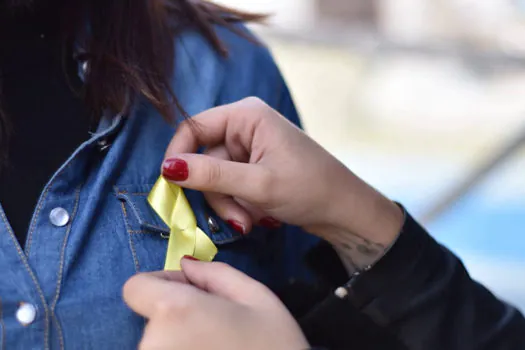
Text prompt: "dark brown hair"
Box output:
[[0, 0, 264, 165]]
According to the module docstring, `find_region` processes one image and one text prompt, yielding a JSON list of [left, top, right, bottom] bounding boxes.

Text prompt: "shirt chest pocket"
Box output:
[[114, 184, 252, 272]]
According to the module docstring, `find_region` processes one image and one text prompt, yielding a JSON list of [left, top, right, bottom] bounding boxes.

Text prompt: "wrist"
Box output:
[[305, 174, 404, 274], [329, 175, 403, 246]]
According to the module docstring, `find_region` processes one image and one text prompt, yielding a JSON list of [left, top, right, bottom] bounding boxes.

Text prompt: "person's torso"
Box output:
[[0, 25, 320, 349]]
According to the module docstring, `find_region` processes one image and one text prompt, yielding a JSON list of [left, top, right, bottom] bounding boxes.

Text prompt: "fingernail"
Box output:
[[182, 255, 199, 261], [162, 158, 189, 182], [227, 220, 246, 235], [259, 217, 282, 229]]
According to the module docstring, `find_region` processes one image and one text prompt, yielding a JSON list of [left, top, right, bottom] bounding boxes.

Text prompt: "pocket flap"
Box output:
[[114, 184, 245, 245]]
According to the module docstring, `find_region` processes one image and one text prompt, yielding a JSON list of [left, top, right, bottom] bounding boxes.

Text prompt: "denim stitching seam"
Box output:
[[50, 185, 82, 350], [0, 210, 50, 350], [25, 184, 52, 256], [120, 201, 140, 272], [25, 160, 76, 256]]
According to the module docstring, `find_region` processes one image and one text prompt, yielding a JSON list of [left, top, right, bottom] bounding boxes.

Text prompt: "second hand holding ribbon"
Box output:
[[148, 177, 218, 271]]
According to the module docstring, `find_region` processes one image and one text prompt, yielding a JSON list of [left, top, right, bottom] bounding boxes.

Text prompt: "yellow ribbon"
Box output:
[[147, 177, 218, 270]]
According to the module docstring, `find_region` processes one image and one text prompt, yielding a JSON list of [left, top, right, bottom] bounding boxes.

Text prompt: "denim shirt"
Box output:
[[0, 25, 321, 349]]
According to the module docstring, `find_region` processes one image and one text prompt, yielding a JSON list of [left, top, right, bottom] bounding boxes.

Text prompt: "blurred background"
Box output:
[[216, 0, 525, 311]]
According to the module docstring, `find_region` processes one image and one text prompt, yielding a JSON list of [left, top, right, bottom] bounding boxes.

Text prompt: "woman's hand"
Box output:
[[123, 259, 309, 350], [163, 97, 404, 272]]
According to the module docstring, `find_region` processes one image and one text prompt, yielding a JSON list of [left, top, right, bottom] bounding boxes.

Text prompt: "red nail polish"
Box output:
[[162, 158, 189, 182], [259, 217, 282, 229], [182, 255, 199, 261], [227, 220, 246, 235]]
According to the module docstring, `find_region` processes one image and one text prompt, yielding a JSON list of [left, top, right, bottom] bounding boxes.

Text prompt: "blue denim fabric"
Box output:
[[0, 25, 320, 349]]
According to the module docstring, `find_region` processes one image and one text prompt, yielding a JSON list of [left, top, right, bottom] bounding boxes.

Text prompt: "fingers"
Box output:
[[202, 146, 253, 234], [162, 98, 283, 207], [164, 97, 272, 158], [123, 271, 191, 318], [181, 260, 271, 306], [229, 197, 282, 229], [205, 192, 253, 234], [141, 270, 190, 284], [162, 153, 272, 206]]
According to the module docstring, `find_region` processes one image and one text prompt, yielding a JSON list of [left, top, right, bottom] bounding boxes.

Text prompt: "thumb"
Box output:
[[162, 154, 271, 204], [181, 260, 273, 306]]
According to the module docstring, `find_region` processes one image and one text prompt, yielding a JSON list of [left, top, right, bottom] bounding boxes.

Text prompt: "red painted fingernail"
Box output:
[[227, 220, 246, 235], [182, 255, 199, 261], [259, 217, 282, 229], [162, 158, 189, 181]]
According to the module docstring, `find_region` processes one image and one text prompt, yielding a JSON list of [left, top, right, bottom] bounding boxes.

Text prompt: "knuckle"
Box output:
[[122, 274, 145, 301], [153, 296, 189, 321], [241, 97, 269, 112], [121, 278, 135, 299], [175, 119, 192, 135], [206, 160, 223, 187], [243, 96, 263, 106], [153, 299, 177, 317], [178, 118, 190, 128]]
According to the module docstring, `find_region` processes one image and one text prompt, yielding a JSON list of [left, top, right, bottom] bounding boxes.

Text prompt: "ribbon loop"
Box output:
[[148, 177, 218, 270]]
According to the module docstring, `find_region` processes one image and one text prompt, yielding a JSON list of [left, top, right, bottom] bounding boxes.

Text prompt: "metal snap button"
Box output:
[[207, 216, 220, 233], [16, 303, 37, 326], [49, 207, 70, 227]]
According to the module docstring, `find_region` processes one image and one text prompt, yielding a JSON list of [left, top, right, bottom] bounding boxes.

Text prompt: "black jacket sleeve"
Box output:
[[298, 209, 525, 350]]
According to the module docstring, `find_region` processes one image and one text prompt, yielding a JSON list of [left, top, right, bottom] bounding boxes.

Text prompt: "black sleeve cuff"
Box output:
[[302, 206, 438, 306], [300, 291, 408, 350], [346, 206, 441, 311], [297, 208, 436, 349]]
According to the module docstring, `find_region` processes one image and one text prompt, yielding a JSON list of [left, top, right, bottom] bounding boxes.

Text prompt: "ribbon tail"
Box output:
[[163, 228, 195, 271], [193, 227, 218, 262]]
